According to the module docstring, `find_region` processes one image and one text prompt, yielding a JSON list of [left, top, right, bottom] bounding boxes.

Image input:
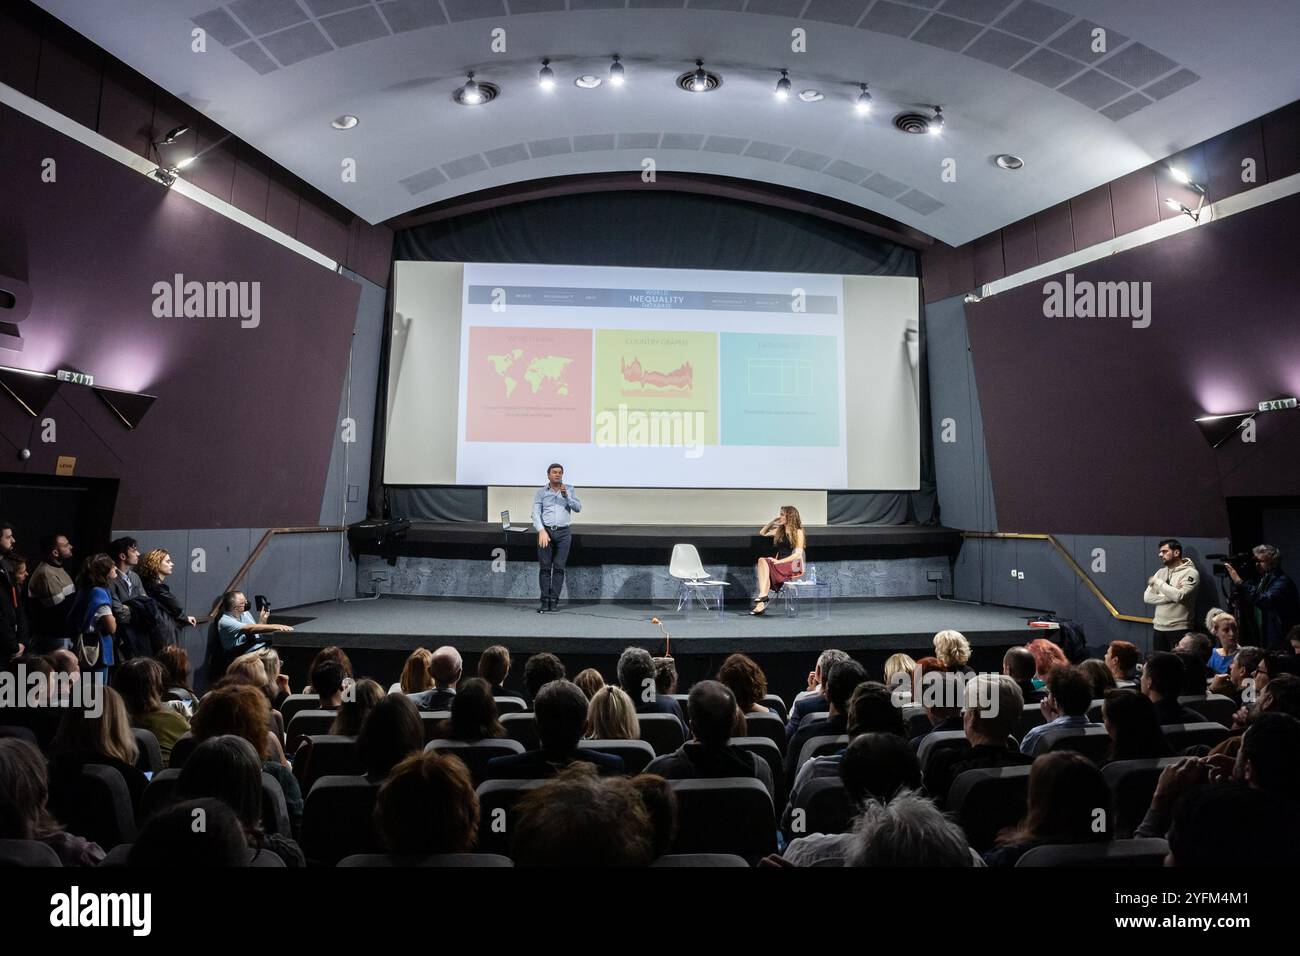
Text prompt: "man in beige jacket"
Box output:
[[1144, 538, 1199, 653]]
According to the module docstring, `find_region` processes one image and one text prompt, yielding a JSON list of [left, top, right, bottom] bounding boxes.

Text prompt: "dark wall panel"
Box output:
[[1033, 201, 1074, 262], [972, 232, 1005, 287], [1108, 166, 1161, 237], [296, 190, 351, 266], [97, 60, 155, 158], [1262, 101, 1300, 182], [33, 20, 103, 130], [189, 119, 238, 204], [0, 6, 43, 97], [1001, 217, 1038, 275], [265, 165, 301, 238], [1070, 185, 1115, 250], [1203, 122, 1267, 202], [230, 143, 271, 220]]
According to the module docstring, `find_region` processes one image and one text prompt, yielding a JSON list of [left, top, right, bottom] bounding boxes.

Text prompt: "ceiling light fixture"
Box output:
[[609, 54, 625, 87], [995, 154, 1024, 170], [575, 75, 602, 89], [538, 58, 556, 91], [150, 167, 178, 187], [1164, 197, 1201, 222], [799, 89, 823, 102], [855, 84, 873, 116], [929, 105, 944, 135], [775, 69, 791, 101], [453, 73, 498, 106], [692, 60, 708, 92], [155, 125, 189, 147], [331, 115, 359, 130]]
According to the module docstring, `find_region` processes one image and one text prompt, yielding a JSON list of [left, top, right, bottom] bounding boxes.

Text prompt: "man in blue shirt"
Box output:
[[1019, 664, 1100, 755], [532, 463, 581, 612]]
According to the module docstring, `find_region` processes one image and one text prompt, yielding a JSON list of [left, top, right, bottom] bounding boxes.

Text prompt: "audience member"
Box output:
[[27, 533, 75, 652], [629, 773, 677, 860], [1002, 646, 1045, 703], [1208, 613, 1241, 675], [177, 735, 305, 866], [646, 680, 773, 800], [260, 648, 291, 711], [156, 645, 196, 708], [309, 660, 347, 712], [115, 656, 191, 766], [786, 648, 850, 736], [356, 693, 423, 782], [1141, 652, 1206, 724], [1165, 782, 1300, 867], [717, 652, 770, 714], [1018, 665, 1100, 755], [306, 646, 354, 686], [1026, 638, 1068, 683], [1, 521, 27, 660], [0, 737, 104, 866], [1101, 689, 1172, 763], [1078, 658, 1116, 699], [191, 683, 302, 833], [984, 751, 1112, 866], [407, 645, 460, 712], [1174, 649, 1210, 696], [923, 674, 1031, 806], [477, 644, 512, 696], [1103, 640, 1140, 687], [394, 647, 432, 695], [486, 680, 623, 779], [882, 653, 916, 697], [844, 790, 974, 868], [653, 656, 677, 697], [138, 548, 196, 648], [443, 677, 506, 741], [585, 684, 639, 740], [329, 678, 385, 736], [48, 686, 147, 814], [65, 554, 117, 675], [617, 646, 687, 728], [511, 763, 654, 866], [523, 652, 565, 703], [908, 657, 963, 749], [214, 590, 292, 662], [932, 630, 974, 674], [129, 798, 250, 867], [573, 667, 605, 701], [374, 751, 480, 857], [784, 733, 924, 866], [1209, 645, 1263, 702], [785, 658, 865, 780]]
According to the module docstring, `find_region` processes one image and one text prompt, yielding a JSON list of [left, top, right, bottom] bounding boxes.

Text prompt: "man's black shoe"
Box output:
[[537, 599, 550, 613], [548, 597, 559, 612]]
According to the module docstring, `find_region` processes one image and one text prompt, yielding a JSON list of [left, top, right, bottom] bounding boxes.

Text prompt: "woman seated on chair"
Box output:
[[752, 506, 806, 616]]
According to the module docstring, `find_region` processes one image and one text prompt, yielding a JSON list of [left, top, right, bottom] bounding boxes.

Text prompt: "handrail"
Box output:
[[202, 525, 347, 620], [961, 531, 1154, 624]]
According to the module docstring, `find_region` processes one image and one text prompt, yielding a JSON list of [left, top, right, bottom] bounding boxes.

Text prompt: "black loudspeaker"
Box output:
[[346, 518, 412, 566]]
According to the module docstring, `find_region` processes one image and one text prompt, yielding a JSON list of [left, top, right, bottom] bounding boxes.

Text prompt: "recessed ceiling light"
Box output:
[[677, 61, 721, 93], [575, 75, 603, 89], [331, 115, 359, 130], [798, 89, 823, 102], [995, 154, 1024, 170], [453, 72, 499, 106]]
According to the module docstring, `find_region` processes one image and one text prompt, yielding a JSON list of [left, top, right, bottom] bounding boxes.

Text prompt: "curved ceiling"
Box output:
[[31, 0, 1300, 245]]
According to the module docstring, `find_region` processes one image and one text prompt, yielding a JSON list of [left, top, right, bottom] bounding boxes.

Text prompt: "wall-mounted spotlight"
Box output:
[[855, 84, 873, 116], [1164, 165, 1208, 222], [609, 54, 625, 87], [150, 167, 179, 187], [538, 58, 556, 91], [775, 69, 791, 101], [154, 125, 189, 147], [1168, 166, 1207, 195], [929, 105, 945, 135], [1164, 197, 1201, 221]]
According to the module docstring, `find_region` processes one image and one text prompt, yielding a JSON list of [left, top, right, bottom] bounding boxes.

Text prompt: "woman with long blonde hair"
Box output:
[[585, 685, 640, 740], [751, 505, 807, 615]]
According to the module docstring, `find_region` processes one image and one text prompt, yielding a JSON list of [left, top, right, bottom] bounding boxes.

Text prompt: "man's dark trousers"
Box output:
[[539, 526, 572, 606]]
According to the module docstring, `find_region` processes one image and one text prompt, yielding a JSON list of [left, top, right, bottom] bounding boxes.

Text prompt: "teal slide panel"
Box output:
[[719, 333, 839, 446]]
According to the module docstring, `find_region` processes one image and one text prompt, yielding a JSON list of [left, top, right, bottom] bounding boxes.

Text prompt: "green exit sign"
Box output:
[[56, 369, 94, 386]]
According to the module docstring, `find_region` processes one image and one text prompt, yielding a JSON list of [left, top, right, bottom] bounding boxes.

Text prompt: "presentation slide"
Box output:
[[384, 261, 919, 491], [455, 263, 847, 487]]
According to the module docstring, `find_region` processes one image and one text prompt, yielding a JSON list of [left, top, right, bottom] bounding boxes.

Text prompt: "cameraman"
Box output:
[[1227, 545, 1300, 652]]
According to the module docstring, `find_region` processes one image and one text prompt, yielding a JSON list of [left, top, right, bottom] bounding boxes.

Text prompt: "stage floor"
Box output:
[[277, 596, 1043, 656]]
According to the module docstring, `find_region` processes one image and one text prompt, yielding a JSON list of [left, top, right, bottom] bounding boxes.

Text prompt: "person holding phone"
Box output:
[[532, 463, 582, 613], [215, 591, 292, 660], [751, 506, 807, 616]]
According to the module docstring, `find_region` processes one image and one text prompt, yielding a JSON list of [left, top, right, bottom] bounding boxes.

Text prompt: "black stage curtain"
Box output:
[[372, 189, 937, 527]]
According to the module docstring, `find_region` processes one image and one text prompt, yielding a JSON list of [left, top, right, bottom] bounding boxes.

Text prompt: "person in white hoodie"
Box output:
[[1144, 538, 1200, 653]]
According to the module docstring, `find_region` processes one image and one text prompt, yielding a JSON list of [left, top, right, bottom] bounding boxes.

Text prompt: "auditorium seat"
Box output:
[[1163, 722, 1231, 751], [671, 694, 691, 713], [418, 711, 453, 743], [578, 739, 655, 774], [1178, 694, 1236, 727], [286, 710, 338, 739], [279, 694, 321, 726], [169, 732, 196, 769], [744, 711, 786, 750], [668, 778, 775, 862], [796, 733, 849, 770], [66, 765, 137, 850], [652, 853, 749, 867], [493, 696, 528, 715], [1016, 703, 1045, 739], [917, 730, 968, 770], [426, 738, 526, 786], [761, 695, 789, 723], [783, 776, 855, 842], [1086, 700, 1105, 723], [295, 735, 363, 791], [0, 839, 62, 867], [301, 776, 382, 866], [0, 725, 38, 746], [474, 779, 548, 855], [948, 765, 1032, 853], [1102, 757, 1183, 838], [1039, 726, 1111, 761], [501, 712, 539, 750], [637, 713, 686, 756], [140, 768, 292, 835], [132, 728, 163, 775], [730, 736, 784, 803], [337, 852, 514, 867], [805, 711, 830, 724], [101, 844, 285, 867], [1015, 838, 1170, 867]]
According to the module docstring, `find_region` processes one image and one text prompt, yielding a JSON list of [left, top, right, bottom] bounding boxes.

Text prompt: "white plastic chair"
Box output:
[[669, 544, 728, 613]]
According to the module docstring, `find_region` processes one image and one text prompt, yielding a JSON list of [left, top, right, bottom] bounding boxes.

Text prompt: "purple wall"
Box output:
[[0, 103, 361, 529], [964, 190, 1300, 537]]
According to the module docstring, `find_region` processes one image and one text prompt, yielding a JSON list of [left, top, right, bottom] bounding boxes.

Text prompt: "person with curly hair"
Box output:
[[717, 652, 770, 714]]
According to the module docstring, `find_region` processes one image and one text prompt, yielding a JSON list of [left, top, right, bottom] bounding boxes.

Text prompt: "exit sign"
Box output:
[[56, 369, 94, 386]]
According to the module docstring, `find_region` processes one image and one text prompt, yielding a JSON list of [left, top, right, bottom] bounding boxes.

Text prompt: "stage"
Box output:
[[270, 595, 1048, 696]]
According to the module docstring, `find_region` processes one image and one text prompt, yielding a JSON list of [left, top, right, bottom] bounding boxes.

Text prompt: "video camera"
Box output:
[[1208, 552, 1256, 578]]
